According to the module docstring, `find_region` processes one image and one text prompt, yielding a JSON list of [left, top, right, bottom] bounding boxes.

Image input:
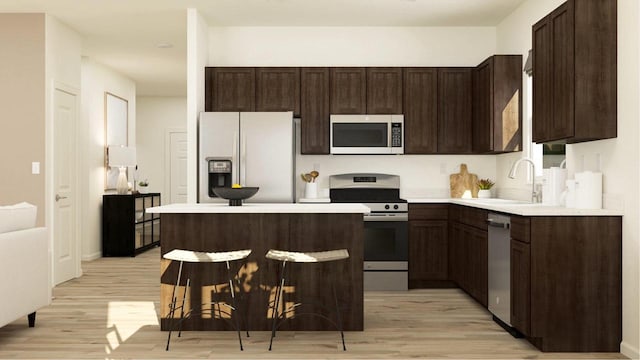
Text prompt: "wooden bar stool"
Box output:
[[265, 249, 350, 351], [163, 248, 251, 351]]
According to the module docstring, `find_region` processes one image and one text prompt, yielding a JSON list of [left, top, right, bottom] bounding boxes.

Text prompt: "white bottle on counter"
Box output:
[[574, 171, 603, 209], [542, 167, 567, 206]]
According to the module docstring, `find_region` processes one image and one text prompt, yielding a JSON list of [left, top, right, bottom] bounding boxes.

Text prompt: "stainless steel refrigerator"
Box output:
[[198, 111, 295, 203]]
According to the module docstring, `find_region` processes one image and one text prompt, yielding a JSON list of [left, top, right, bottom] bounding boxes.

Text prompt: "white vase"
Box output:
[[478, 189, 491, 199], [138, 186, 148, 194], [304, 182, 318, 199]]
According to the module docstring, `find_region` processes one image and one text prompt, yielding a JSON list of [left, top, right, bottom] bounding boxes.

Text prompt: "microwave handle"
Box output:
[[388, 123, 392, 148]]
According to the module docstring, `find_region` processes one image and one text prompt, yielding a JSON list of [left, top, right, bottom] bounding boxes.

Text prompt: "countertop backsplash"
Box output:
[[295, 153, 497, 202]]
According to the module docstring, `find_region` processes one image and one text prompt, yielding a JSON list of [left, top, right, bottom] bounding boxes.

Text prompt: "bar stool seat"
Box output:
[[163, 248, 251, 351], [164, 249, 252, 263], [266, 248, 350, 351], [265, 249, 349, 263]]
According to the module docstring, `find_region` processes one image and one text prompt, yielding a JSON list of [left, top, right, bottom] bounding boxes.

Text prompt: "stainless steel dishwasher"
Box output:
[[487, 213, 512, 328]]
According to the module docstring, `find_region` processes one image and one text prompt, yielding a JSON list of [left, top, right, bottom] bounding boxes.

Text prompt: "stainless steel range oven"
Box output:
[[330, 173, 408, 291]]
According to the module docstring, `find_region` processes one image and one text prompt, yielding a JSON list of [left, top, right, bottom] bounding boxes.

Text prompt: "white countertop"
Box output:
[[147, 203, 370, 214], [407, 198, 624, 216], [298, 197, 331, 203]]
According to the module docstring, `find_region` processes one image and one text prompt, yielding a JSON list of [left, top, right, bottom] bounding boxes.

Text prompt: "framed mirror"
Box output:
[[105, 92, 129, 190]]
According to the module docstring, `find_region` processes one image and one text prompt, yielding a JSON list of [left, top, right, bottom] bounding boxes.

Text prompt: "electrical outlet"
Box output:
[[440, 163, 447, 174], [31, 162, 40, 175]]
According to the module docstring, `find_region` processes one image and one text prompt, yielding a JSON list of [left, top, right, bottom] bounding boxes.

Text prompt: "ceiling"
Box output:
[[0, 0, 526, 97]]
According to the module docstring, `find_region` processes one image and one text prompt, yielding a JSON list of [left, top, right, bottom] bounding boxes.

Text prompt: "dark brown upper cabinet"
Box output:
[[330, 67, 366, 114], [366, 67, 402, 114], [205, 67, 255, 112], [437, 68, 473, 154], [472, 55, 523, 154], [532, 0, 617, 144], [403, 68, 438, 154], [255, 67, 301, 116], [300, 68, 330, 154]]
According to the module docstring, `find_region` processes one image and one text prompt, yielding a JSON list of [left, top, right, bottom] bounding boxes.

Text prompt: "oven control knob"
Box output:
[[393, 205, 399, 210], [385, 205, 390, 210]]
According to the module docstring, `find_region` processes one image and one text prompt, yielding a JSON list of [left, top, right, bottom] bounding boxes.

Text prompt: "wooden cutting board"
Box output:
[[450, 164, 479, 198]]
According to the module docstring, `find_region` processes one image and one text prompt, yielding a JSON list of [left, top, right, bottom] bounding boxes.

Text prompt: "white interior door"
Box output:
[[53, 88, 78, 285], [169, 131, 188, 204]]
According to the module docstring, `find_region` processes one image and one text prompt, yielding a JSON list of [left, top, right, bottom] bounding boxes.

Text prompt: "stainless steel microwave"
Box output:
[[330, 114, 404, 154]]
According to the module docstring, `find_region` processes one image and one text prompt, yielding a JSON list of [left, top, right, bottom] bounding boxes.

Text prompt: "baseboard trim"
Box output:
[[82, 251, 101, 261], [621, 341, 639, 359]]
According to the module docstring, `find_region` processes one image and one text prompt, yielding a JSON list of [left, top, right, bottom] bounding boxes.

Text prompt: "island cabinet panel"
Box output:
[[300, 67, 330, 154], [160, 212, 364, 331], [532, 0, 617, 143], [403, 68, 438, 154], [205, 67, 255, 112], [255, 67, 301, 116], [529, 216, 621, 352], [366, 67, 402, 114], [330, 67, 366, 114], [408, 204, 450, 288], [437, 68, 473, 154], [473, 55, 523, 153]]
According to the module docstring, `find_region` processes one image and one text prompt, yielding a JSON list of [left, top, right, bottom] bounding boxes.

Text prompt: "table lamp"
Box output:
[[108, 146, 136, 194]]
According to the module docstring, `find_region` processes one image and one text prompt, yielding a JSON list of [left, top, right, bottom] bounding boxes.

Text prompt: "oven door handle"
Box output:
[[364, 213, 408, 222]]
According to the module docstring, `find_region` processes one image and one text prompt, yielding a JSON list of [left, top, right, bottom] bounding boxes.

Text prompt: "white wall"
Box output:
[[136, 97, 187, 200], [208, 26, 498, 198], [186, 8, 209, 203], [296, 153, 496, 200], [45, 14, 83, 281], [496, 0, 640, 357], [0, 14, 45, 222], [209, 26, 495, 66], [80, 58, 136, 261]]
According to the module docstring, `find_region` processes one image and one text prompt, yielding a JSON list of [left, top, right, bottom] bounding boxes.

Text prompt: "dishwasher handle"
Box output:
[[487, 218, 510, 229]]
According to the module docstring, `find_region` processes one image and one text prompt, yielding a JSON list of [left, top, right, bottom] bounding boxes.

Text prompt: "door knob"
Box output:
[[55, 194, 68, 202]]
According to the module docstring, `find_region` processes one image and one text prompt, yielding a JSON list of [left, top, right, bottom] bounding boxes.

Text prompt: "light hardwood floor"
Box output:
[[0, 248, 625, 359]]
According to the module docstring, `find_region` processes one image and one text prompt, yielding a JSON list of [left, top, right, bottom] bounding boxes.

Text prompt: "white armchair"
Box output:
[[0, 203, 50, 328]]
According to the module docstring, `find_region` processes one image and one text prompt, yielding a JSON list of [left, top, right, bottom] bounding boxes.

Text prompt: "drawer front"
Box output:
[[409, 204, 449, 221], [510, 216, 531, 243], [463, 206, 488, 230]]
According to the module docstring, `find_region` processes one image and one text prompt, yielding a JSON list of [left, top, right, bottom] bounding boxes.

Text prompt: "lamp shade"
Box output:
[[108, 146, 136, 167]]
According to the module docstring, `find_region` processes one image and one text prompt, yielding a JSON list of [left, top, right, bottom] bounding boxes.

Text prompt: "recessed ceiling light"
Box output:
[[156, 42, 173, 49]]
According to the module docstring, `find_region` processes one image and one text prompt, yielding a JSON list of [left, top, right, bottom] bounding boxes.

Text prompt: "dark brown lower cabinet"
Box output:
[[511, 215, 621, 352], [411, 204, 621, 353], [448, 220, 487, 307], [408, 204, 451, 288], [408, 220, 449, 288]]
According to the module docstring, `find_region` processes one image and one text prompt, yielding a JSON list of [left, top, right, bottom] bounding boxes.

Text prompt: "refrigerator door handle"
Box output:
[[232, 131, 239, 185], [241, 133, 246, 185]]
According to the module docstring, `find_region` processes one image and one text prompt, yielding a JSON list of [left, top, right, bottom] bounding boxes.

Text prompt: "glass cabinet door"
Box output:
[[135, 197, 144, 223]]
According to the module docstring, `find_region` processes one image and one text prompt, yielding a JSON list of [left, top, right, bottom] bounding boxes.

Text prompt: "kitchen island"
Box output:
[[147, 203, 369, 331]]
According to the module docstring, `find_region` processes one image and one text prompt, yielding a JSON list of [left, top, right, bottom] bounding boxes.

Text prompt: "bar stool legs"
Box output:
[[163, 249, 251, 351], [226, 260, 244, 351], [332, 283, 346, 351], [165, 260, 183, 351], [266, 249, 349, 351], [268, 260, 287, 351]]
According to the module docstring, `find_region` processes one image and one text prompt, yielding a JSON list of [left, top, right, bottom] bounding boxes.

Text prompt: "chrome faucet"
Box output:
[[508, 158, 540, 203]]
